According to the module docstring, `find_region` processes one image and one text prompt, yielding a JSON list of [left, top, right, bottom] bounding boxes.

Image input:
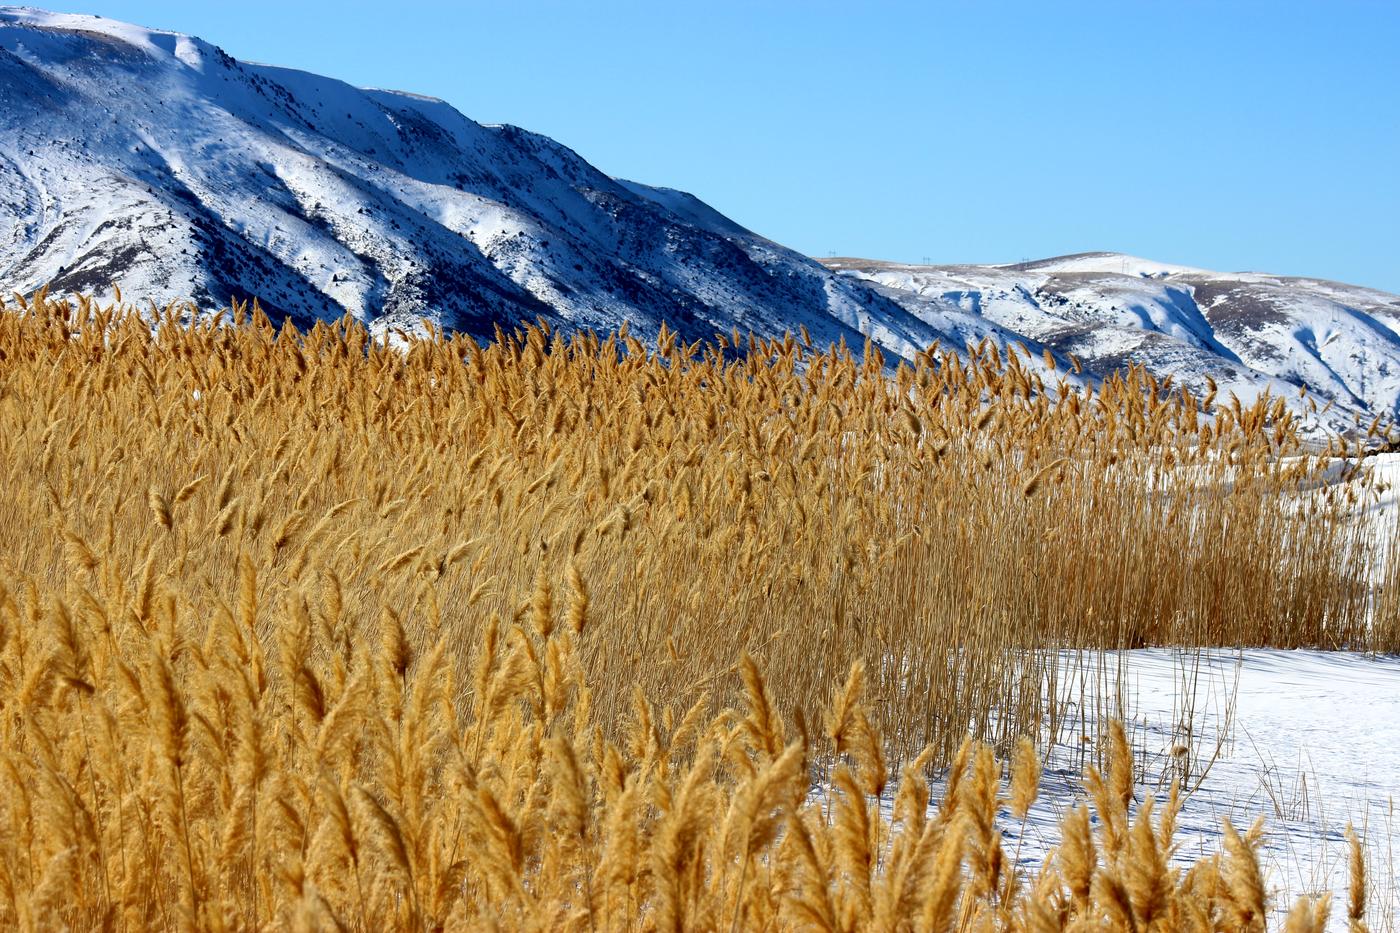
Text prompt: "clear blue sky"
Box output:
[[54, 1, 1400, 291]]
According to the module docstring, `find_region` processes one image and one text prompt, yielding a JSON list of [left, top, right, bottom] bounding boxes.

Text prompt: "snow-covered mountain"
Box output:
[[827, 254, 1400, 429], [3, 8, 1399, 433], [0, 6, 946, 354]]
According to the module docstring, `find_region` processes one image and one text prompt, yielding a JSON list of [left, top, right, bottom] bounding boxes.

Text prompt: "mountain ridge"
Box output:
[[0, 5, 940, 356], [824, 253, 1400, 429], [3, 7, 1399, 433]]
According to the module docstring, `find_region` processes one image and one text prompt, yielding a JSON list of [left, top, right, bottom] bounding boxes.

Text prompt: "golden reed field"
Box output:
[[0, 293, 1387, 930]]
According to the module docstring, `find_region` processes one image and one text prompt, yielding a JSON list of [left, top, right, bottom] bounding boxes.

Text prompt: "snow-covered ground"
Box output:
[[1006, 458, 1400, 925], [985, 457, 1400, 926], [807, 646, 1399, 927], [821, 457, 1400, 927], [1030, 648, 1400, 928]]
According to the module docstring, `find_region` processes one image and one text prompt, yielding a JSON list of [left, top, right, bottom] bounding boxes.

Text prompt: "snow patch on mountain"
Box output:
[[3, 8, 1400, 436], [0, 5, 952, 356], [827, 254, 1400, 434]]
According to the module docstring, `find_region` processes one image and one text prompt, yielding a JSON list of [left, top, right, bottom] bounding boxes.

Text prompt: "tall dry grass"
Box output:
[[0, 294, 1382, 759], [0, 291, 1388, 928], [0, 557, 1372, 931]]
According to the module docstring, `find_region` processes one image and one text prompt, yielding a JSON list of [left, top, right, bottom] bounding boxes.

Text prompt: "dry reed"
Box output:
[[0, 292, 1387, 927]]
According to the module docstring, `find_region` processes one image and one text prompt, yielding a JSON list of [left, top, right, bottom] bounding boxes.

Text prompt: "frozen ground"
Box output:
[[1006, 457, 1400, 925], [1029, 648, 1399, 927], [811, 647, 1400, 927], [840, 457, 1400, 927]]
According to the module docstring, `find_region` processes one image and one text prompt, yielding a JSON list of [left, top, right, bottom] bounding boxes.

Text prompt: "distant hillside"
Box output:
[[826, 253, 1400, 431], [4, 8, 1400, 433], [0, 7, 938, 354]]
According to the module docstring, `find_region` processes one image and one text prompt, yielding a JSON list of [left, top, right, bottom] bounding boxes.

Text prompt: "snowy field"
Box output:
[[840, 456, 1400, 927], [808, 647, 1400, 926], [1008, 457, 1400, 925], [1030, 649, 1399, 928], [1018, 456, 1400, 925]]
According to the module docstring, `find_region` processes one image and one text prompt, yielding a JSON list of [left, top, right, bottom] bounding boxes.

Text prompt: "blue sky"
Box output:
[[55, 1, 1400, 291]]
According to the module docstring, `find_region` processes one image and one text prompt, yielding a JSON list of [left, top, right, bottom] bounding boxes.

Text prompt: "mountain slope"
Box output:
[[3, 8, 1400, 435], [0, 6, 953, 354], [827, 253, 1400, 428]]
